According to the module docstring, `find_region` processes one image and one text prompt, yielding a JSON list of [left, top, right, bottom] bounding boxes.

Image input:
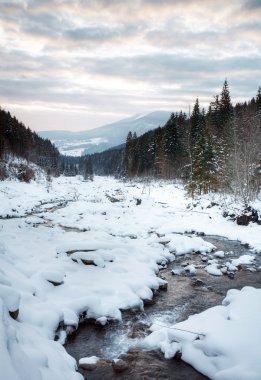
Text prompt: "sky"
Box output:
[[0, 0, 260, 132]]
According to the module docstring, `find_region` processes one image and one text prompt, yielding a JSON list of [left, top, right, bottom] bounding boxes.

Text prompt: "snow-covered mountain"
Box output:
[[38, 111, 171, 156]]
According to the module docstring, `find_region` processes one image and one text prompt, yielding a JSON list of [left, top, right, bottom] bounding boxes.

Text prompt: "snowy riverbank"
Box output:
[[0, 176, 260, 380]]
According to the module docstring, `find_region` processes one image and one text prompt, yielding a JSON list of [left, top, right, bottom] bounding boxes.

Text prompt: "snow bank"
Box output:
[[143, 287, 261, 380], [0, 176, 260, 380], [164, 234, 215, 255]]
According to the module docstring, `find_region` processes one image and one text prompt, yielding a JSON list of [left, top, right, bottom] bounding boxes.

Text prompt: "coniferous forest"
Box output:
[[1, 81, 260, 205], [0, 108, 94, 181], [93, 81, 261, 205]]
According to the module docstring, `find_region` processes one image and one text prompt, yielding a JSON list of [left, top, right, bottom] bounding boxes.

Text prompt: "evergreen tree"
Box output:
[[124, 132, 132, 176], [256, 86, 261, 123], [153, 127, 166, 178], [186, 105, 218, 196], [86, 157, 94, 180], [190, 98, 201, 145], [219, 79, 233, 131], [208, 95, 220, 135]]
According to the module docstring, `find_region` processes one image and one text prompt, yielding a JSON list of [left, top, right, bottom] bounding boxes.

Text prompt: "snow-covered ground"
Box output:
[[0, 176, 260, 380]]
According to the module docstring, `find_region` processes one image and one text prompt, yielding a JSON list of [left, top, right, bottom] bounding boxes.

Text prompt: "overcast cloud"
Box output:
[[0, 0, 260, 131]]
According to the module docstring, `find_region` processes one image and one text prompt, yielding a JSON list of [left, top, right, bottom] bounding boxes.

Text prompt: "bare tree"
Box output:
[[227, 108, 261, 206]]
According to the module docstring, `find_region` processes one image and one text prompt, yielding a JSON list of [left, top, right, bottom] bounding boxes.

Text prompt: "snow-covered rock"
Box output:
[[165, 234, 215, 255], [79, 356, 99, 370], [143, 287, 261, 380], [214, 250, 225, 258], [0, 175, 260, 380], [205, 264, 223, 276], [232, 254, 255, 267]]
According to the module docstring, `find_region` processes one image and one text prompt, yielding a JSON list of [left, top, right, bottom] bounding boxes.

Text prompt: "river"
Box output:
[[65, 235, 261, 379]]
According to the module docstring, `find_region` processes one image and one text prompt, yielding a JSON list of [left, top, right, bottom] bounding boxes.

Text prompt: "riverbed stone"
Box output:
[[127, 321, 149, 338], [65, 236, 261, 380], [159, 282, 168, 291], [79, 361, 97, 371], [143, 297, 155, 306], [9, 309, 19, 320], [191, 278, 205, 287], [47, 279, 64, 286], [112, 359, 128, 373]]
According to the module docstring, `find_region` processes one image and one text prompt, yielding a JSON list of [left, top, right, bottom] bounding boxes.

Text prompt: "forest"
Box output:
[[0, 109, 93, 181], [1, 82, 261, 380], [1, 80, 260, 206], [93, 81, 261, 205]]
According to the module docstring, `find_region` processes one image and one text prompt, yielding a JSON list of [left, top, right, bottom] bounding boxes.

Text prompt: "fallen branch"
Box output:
[[153, 320, 206, 337]]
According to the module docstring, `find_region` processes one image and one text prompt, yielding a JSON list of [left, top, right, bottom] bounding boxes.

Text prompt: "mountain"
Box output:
[[38, 111, 171, 156]]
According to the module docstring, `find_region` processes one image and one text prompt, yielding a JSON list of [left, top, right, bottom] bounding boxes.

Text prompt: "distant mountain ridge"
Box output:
[[39, 111, 171, 156]]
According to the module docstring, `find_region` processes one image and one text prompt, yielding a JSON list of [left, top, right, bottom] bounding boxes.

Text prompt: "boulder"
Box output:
[[236, 214, 250, 226], [112, 359, 128, 373], [191, 279, 205, 287], [79, 356, 99, 371], [9, 309, 19, 320]]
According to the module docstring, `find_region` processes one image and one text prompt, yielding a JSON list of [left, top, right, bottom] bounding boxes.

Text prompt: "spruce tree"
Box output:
[[190, 98, 201, 145], [256, 86, 261, 122], [86, 157, 94, 180], [124, 131, 133, 177], [186, 105, 218, 196], [219, 79, 233, 131]]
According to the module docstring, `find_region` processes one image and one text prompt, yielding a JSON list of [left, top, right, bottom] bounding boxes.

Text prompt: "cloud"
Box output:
[[243, 0, 261, 9], [0, 0, 260, 131]]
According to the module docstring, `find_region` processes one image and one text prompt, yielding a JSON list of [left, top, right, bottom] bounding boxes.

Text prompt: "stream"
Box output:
[[65, 236, 261, 380]]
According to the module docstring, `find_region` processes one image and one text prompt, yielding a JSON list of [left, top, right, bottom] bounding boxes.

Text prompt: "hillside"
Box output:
[[0, 108, 60, 180], [38, 111, 171, 156]]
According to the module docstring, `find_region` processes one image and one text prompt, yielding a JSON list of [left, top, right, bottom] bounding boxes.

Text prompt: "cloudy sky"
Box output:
[[0, 0, 260, 131]]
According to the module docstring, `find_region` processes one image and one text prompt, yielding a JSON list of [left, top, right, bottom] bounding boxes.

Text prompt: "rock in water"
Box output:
[[112, 359, 129, 373]]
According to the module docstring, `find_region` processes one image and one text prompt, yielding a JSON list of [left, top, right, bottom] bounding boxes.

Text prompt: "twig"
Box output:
[[153, 320, 206, 337]]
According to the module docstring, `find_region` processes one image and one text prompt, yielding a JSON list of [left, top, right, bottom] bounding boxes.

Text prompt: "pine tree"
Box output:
[[212, 80, 234, 191], [219, 79, 233, 131], [186, 105, 218, 196], [86, 157, 94, 180], [190, 98, 201, 145], [186, 99, 204, 196], [124, 131, 133, 177], [124, 131, 139, 177], [153, 127, 165, 178], [256, 86, 261, 123], [208, 95, 220, 135]]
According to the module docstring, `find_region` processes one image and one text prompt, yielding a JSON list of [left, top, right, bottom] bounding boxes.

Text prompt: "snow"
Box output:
[[79, 356, 99, 365], [0, 285, 20, 312], [143, 287, 261, 380], [232, 254, 255, 266], [205, 264, 223, 276], [165, 234, 214, 255], [0, 176, 260, 380], [183, 264, 197, 275], [214, 250, 225, 258]]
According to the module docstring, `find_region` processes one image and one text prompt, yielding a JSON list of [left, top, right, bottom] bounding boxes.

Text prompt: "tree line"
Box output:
[[0, 108, 94, 181], [93, 81, 261, 205], [1, 80, 260, 205]]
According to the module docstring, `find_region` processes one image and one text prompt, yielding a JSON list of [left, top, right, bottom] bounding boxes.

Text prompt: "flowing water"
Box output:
[[65, 235, 261, 379]]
